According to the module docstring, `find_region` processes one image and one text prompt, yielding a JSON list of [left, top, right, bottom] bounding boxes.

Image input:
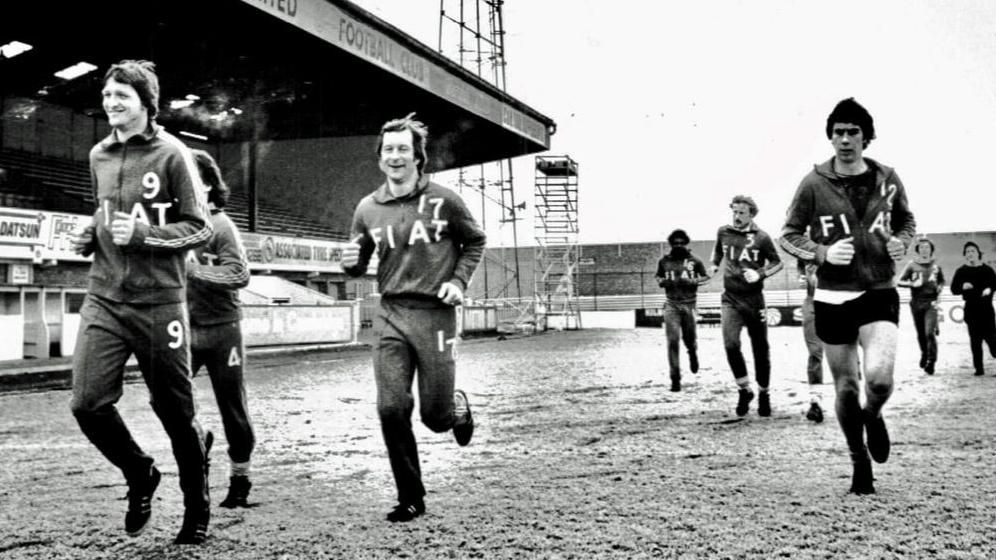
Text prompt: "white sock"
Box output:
[[231, 461, 251, 478]]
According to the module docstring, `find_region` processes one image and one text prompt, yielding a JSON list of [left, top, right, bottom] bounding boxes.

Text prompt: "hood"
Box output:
[[722, 222, 760, 235], [372, 174, 431, 203], [813, 157, 894, 184], [99, 121, 161, 150]]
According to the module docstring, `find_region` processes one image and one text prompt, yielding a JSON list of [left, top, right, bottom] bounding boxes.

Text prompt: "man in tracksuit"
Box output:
[[950, 241, 996, 376], [780, 97, 916, 495], [655, 228, 709, 392], [710, 196, 783, 417], [68, 60, 214, 544], [897, 237, 945, 375], [187, 149, 255, 508], [342, 114, 486, 522]]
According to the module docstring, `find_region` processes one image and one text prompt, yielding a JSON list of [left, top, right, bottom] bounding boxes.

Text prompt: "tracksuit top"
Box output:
[[780, 157, 916, 292], [656, 253, 708, 304], [951, 263, 996, 306], [710, 224, 783, 296], [899, 258, 945, 303], [85, 123, 212, 304], [344, 178, 486, 304], [186, 209, 251, 326]]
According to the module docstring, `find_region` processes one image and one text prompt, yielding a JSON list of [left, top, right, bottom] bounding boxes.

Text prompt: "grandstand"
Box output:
[[0, 147, 348, 241]]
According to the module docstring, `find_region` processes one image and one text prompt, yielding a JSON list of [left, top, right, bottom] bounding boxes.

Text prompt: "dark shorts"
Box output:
[[814, 288, 899, 345]]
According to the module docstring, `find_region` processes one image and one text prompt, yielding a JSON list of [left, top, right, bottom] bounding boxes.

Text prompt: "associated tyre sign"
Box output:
[[242, 231, 377, 274]]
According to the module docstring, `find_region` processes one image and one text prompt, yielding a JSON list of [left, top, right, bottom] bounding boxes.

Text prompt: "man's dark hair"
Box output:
[[191, 149, 230, 208], [825, 97, 875, 148], [963, 241, 983, 258], [730, 195, 758, 217], [104, 60, 160, 119], [667, 228, 690, 245], [377, 112, 429, 175]]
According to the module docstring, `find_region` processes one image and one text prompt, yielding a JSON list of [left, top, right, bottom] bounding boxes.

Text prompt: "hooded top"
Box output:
[[186, 209, 251, 326], [344, 178, 486, 304], [779, 157, 916, 292], [84, 123, 212, 304], [710, 223, 783, 296]]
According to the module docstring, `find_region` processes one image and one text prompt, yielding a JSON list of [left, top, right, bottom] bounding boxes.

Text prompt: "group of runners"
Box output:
[[63, 59, 996, 546]]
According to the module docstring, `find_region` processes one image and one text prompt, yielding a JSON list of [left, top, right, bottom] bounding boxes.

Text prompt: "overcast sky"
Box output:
[[353, 0, 996, 246]]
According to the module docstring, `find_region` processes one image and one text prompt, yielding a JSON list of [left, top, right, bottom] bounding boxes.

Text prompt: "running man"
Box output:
[[780, 97, 916, 494], [950, 241, 996, 376], [186, 149, 256, 508], [341, 114, 486, 522], [897, 236, 945, 375], [655, 228, 709, 392], [710, 195, 783, 417], [68, 60, 214, 543]]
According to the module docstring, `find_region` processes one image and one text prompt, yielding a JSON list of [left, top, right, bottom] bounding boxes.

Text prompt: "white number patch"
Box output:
[[228, 347, 242, 367], [167, 320, 184, 349], [142, 172, 161, 199]]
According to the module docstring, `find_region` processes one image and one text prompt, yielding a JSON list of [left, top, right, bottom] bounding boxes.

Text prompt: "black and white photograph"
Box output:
[[1, 0, 995, 558]]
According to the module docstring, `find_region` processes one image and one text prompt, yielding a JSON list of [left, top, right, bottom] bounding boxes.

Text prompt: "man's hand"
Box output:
[[341, 236, 362, 268], [110, 211, 136, 246], [887, 236, 906, 261], [743, 268, 761, 284], [983, 287, 993, 297], [437, 281, 464, 306], [68, 224, 95, 255], [963, 282, 974, 291], [825, 237, 855, 266]]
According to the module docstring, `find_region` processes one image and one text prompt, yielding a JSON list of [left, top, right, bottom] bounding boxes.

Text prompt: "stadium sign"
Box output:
[[0, 206, 91, 262], [242, 231, 377, 274]]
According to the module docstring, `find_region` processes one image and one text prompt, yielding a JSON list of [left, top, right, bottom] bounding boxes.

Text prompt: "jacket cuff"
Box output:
[[813, 245, 828, 265], [128, 222, 150, 249]]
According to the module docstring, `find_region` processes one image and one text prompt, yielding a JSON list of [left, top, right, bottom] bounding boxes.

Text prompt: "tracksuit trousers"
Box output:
[[70, 294, 209, 509], [191, 321, 255, 466], [374, 297, 459, 504]]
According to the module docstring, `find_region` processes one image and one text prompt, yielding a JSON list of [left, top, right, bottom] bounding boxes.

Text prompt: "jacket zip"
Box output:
[[117, 143, 129, 282]]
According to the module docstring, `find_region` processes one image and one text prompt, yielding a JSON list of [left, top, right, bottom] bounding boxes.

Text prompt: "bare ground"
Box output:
[[1, 323, 994, 559]]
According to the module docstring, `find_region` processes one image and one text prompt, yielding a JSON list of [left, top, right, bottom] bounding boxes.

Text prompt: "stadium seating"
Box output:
[[0, 148, 348, 241]]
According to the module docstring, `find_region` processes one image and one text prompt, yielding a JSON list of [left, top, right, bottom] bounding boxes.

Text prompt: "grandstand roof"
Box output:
[[1, 0, 554, 172]]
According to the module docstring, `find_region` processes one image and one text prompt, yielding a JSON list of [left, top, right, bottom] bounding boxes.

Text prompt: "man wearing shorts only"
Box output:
[[780, 98, 916, 494], [342, 114, 486, 522], [68, 60, 214, 543], [187, 149, 256, 508], [710, 196, 783, 417]]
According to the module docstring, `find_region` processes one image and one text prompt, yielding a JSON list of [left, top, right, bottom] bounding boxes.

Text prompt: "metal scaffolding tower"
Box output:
[[534, 155, 580, 329], [438, 0, 524, 300]]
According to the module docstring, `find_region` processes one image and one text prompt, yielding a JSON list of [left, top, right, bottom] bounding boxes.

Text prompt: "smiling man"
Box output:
[[341, 114, 486, 522], [67, 60, 214, 543], [780, 98, 916, 494]]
